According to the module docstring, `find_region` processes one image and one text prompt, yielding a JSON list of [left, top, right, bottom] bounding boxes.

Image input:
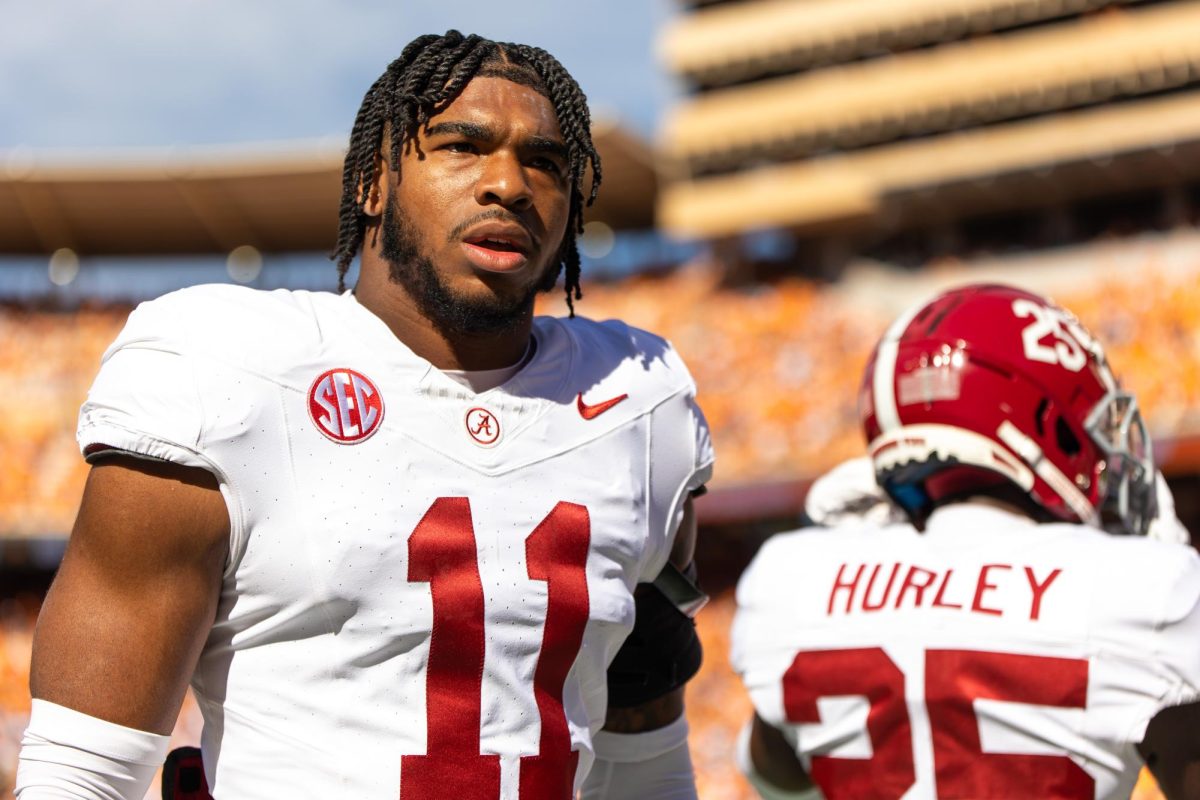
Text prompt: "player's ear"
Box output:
[[358, 154, 387, 219]]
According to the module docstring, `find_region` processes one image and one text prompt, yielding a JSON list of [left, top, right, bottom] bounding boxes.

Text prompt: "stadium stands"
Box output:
[[664, 2, 1200, 170], [0, 597, 37, 798], [661, 0, 1142, 88], [0, 305, 124, 537]]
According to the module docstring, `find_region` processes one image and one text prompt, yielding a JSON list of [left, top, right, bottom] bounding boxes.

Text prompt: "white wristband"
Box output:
[[16, 699, 171, 800]]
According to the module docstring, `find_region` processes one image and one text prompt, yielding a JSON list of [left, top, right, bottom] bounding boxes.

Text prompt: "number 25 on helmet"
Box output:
[[859, 283, 1156, 536]]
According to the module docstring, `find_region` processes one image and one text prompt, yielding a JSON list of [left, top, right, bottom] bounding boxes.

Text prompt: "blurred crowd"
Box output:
[[0, 596, 38, 798], [0, 306, 123, 537]]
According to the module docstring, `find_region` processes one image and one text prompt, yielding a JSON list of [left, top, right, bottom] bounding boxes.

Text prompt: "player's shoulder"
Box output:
[[123, 283, 323, 334], [1038, 520, 1199, 571], [115, 284, 332, 361], [737, 521, 895, 600], [544, 314, 677, 362], [930, 506, 1200, 587], [536, 314, 696, 397], [1083, 526, 1200, 592], [1012, 519, 1200, 629]]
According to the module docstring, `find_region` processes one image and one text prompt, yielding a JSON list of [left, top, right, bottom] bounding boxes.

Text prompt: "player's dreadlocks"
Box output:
[[331, 31, 602, 315]]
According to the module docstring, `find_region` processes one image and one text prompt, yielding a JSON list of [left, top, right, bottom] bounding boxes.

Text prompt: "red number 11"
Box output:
[[400, 498, 591, 800]]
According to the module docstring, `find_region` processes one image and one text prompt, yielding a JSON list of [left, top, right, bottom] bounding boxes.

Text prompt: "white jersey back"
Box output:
[[732, 503, 1200, 800], [77, 285, 713, 799]]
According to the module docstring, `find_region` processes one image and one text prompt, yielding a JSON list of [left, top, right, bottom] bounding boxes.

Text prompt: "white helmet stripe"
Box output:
[[997, 421, 1100, 526], [873, 300, 926, 433], [870, 424, 1035, 491]]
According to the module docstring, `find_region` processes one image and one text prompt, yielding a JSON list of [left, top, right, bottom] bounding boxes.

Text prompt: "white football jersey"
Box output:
[[731, 503, 1200, 800], [77, 285, 714, 799]]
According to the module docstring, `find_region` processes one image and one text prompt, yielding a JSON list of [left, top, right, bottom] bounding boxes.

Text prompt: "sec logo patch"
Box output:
[[309, 368, 384, 444]]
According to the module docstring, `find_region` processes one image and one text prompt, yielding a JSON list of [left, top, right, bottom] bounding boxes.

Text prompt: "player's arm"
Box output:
[[17, 455, 228, 799], [603, 494, 699, 733], [1138, 700, 1200, 800], [737, 713, 820, 799], [580, 496, 702, 799]]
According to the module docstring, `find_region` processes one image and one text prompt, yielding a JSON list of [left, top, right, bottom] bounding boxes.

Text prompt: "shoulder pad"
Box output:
[[543, 315, 698, 407], [113, 285, 328, 370]]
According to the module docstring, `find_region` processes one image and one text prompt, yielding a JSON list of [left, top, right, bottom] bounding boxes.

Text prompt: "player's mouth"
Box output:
[[460, 223, 534, 273]]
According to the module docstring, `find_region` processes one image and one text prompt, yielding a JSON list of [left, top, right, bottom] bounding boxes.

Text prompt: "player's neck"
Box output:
[[353, 266, 533, 372], [940, 492, 1044, 523]]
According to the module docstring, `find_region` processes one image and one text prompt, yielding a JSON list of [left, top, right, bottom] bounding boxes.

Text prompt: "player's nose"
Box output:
[[474, 151, 533, 212]]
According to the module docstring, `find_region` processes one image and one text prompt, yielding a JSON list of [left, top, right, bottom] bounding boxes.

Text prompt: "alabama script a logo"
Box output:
[[308, 368, 385, 444], [464, 406, 501, 446]]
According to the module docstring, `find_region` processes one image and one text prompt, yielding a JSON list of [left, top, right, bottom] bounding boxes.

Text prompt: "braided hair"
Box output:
[[331, 31, 602, 315]]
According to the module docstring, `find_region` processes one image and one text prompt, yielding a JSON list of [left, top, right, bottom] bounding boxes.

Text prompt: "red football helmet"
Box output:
[[859, 283, 1156, 535]]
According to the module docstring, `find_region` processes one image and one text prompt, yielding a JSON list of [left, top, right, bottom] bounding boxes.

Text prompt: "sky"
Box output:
[[0, 0, 679, 150]]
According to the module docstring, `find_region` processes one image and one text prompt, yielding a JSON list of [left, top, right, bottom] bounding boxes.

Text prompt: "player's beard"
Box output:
[[381, 194, 552, 337]]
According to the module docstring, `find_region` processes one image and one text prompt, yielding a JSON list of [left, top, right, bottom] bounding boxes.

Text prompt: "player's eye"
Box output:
[[529, 156, 565, 177], [442, 141, 478, 154]]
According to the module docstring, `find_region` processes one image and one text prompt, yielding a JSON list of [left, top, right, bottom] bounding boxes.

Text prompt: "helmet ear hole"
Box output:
[[1034, 398, 1050, 438], [1056, 416, 1081, 456]]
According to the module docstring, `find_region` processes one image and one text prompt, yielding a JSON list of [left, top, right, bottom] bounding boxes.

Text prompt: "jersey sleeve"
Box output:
[[1127, 547, 1200, 742], [76, 295, 215, 471], [639, 342, 715, 583], [728, 533, 803, 730], [1081, 541, 1200, 753]]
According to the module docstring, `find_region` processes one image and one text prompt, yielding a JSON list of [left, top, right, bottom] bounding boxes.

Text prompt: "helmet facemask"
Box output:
[[1085, 389, 1157, 536]]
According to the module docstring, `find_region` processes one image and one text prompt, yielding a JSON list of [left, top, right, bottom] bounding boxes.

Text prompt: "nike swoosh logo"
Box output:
[[577, 392, 629, 420]]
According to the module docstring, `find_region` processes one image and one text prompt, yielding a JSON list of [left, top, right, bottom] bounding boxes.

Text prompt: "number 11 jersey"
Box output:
[[77, 285, 714, 799]]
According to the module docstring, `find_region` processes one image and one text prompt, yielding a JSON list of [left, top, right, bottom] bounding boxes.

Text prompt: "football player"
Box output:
[[17, 32, 713, 799], [731, 283, 1200, 799]]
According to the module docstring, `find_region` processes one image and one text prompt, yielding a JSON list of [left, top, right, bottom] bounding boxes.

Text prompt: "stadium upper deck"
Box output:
[[662, 0, 1147, 90], [0, 119, 654, 257], [657, 0, 1200, 245]]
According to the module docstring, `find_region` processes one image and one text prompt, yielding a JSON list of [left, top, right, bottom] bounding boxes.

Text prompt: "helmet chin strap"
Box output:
[[996, 421, 1100, 527]]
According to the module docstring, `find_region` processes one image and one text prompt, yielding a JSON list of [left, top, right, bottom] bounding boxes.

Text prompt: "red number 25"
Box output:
[[783, 647, 1092, 799]]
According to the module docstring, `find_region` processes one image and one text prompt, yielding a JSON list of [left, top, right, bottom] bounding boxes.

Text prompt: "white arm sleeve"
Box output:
[[16, 700, 170, 800], [580, 715, 697, 800]]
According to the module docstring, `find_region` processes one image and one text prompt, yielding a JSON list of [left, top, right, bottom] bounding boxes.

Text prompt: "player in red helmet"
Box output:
[[732, 283, 1200, 799], [862, 283, 1155, 537]]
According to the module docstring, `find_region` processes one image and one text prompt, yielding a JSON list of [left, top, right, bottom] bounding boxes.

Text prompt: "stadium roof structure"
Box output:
[[661, 0, 1140, 88], [0, 118, 656, 257], [661, 90, 1200, 238], [658, 0, 1200, 239], [662, 1, 1200, 169]]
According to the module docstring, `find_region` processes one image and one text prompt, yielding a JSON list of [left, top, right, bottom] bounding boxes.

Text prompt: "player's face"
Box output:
[[382, 76, 571, 334]]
